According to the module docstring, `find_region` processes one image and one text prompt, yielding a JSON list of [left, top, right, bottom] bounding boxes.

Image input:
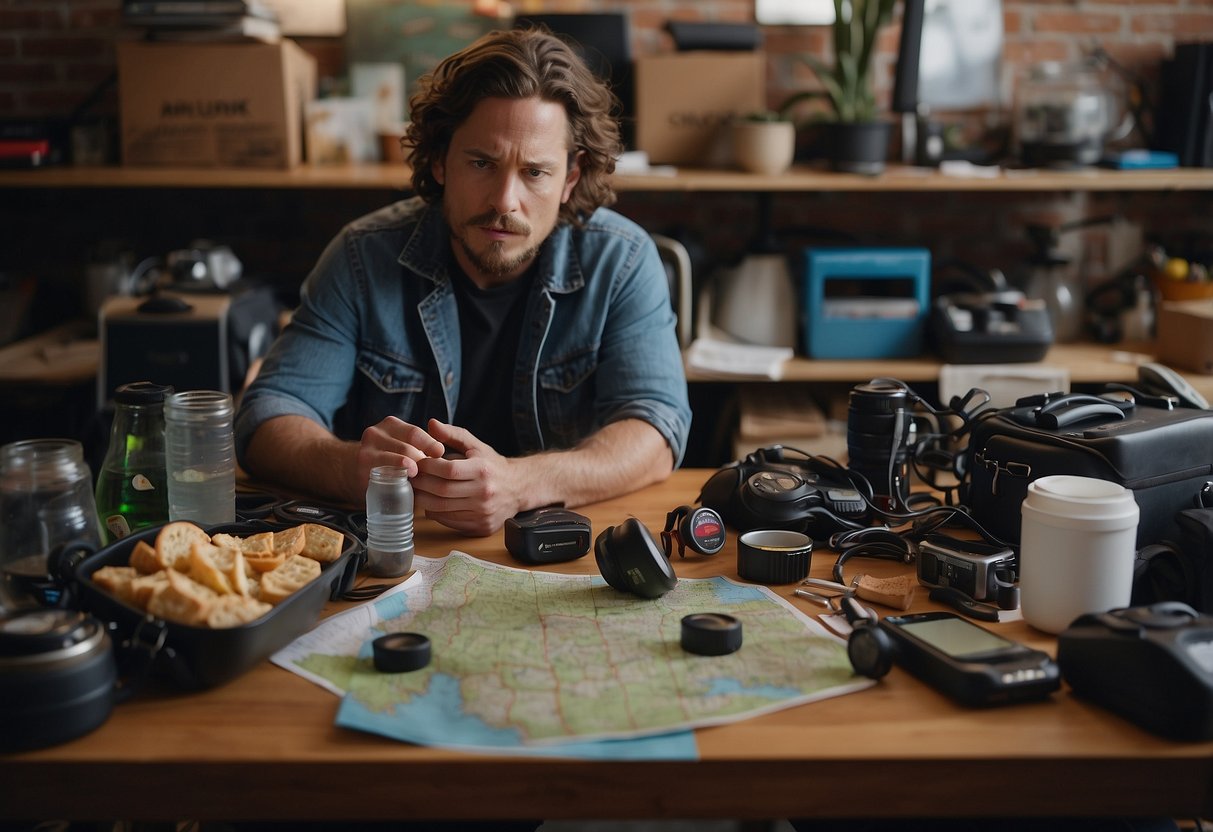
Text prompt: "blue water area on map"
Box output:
[[397, 673, 524, 744], [704, 677, 804, 699], [372, 591, 412, 621], [706, 577, 769, 604], [336, 671, 699, 760]]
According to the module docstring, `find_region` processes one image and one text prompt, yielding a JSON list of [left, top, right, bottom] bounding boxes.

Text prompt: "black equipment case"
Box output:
[[962, 394, 1213, 548]]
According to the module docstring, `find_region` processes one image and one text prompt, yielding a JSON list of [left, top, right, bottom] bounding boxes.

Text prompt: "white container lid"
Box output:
[[1021, 475, 1139, 531]]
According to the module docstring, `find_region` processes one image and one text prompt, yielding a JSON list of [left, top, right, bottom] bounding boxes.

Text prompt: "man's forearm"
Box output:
[[242, 415, 361, 503], [512, 419, 675, 510]]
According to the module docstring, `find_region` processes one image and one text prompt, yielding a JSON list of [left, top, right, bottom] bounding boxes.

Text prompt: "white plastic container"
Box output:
[[1019, 475, 1139, 634]]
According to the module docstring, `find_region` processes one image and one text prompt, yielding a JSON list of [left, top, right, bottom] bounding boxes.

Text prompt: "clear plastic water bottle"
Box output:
[[365, 465, 414, 577], [95, 381, 173, 543], [163, 390, 235, 526]]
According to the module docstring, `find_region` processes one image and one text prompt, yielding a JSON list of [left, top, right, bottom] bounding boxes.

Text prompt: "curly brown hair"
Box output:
[[405, 27, 621, 227]]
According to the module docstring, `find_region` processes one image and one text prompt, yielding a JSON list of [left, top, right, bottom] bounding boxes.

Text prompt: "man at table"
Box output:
[[235, 27, 691, 536]]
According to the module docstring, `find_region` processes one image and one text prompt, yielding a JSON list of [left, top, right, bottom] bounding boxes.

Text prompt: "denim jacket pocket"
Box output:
[[353, 349, 428, 426], [538, 350, 598, 449]]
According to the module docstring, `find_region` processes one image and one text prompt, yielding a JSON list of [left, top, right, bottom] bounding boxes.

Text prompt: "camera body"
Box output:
[[916, 533, 1015, 601], [698, 446, 867, 538]]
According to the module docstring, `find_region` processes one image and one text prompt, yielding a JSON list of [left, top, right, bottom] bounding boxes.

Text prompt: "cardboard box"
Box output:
[[118, 39, 316, 168], [1157, 299, 1213, 374], [635, 52, 765, 166]]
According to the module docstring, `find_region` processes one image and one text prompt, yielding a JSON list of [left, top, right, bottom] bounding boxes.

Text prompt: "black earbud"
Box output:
[[594, 518, 677, 599], [843, 597, 895, 679]]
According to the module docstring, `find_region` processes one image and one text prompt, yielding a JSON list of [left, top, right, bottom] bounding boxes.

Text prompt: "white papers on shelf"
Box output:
[[821, 298, 920, 319], [686, 336, 793, 380]]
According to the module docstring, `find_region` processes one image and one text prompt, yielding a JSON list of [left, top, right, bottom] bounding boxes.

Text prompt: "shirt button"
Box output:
[[445, 371, 454, 387]]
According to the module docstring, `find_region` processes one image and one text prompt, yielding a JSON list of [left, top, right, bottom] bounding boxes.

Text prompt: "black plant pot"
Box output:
[[826, 121, 891, 175]]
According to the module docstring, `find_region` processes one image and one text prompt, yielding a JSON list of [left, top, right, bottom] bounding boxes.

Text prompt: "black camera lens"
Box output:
[[847, 381, 912, 511]]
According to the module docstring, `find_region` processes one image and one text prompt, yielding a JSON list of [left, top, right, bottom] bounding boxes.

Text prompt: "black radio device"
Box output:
[[1058, 602, 1213, 740], [698, 446, 868, 539]]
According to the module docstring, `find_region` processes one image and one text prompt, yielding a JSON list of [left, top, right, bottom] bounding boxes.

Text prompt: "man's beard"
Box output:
[[453, 210, 540, 278]]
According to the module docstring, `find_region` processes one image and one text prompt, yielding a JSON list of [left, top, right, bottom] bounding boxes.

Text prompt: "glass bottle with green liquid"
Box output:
[[95, 381, 174, 543]]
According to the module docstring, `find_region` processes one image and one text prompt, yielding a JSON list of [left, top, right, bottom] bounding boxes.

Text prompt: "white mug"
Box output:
[[1018, 475, 1139, 634]]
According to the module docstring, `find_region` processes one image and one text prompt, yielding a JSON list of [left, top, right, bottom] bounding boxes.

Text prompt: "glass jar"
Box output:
[[1014, 58, 1125, 167], [164, 390, 235, 526], [0, 439, 102, 608], [95, 381, 173, 543], [365, 466, 415, 578]]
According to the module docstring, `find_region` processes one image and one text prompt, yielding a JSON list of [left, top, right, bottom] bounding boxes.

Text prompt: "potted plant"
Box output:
[[731, 110, 797, 176], [779, 0, 897, 174]]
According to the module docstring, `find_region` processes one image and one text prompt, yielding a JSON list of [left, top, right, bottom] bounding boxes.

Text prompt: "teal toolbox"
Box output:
[[802, 247, 931, 359]]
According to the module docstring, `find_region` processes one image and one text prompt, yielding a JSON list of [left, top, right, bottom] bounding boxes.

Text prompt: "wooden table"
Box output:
[[2, 469, 1211, 823]]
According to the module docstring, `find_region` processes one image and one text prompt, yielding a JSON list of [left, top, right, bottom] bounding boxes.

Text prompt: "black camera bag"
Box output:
[[961, 395, 1213, 548]]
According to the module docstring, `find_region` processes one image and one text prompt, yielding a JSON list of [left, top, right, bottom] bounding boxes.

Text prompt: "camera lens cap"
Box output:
[[373, 632, 432, 673], [681, 613, 743, 656]]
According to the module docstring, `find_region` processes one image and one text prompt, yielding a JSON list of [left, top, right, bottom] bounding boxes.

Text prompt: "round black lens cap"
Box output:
[[372, 632, 432, 673], [680, 613, 743, 656]]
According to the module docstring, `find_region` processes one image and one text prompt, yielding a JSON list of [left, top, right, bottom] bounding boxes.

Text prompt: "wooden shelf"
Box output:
[[686, 341, 1213, 401], [3, 163, 1213, 192]]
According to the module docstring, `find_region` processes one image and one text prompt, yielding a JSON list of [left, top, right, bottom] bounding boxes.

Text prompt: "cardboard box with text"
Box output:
[[635, 52, 766, 166], [118, 39, 317, 168]]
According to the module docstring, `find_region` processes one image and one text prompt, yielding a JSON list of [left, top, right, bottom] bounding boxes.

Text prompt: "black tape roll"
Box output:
[[373, 633, 432, 673], [680, 613, 743, 656]]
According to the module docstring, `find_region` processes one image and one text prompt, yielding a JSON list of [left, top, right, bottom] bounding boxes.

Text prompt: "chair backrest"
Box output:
[[651, 233, 693, 348]]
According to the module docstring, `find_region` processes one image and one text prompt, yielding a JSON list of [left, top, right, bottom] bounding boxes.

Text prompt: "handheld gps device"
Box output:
[[849, 610, 1060, 707]]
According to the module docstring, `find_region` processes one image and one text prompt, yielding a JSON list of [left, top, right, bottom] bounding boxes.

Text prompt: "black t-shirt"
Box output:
[[448, 264, 535, 457]]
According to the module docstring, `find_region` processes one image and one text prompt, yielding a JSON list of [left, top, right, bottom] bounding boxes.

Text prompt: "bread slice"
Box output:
[[92, 565, 138, 601], [155, 522, 210, 572], [187, 542, 234, 596], [129, 539, 166, 574], [205, 594, 272, 628], [243, 549, 286, 574], [272, 525, 306, 558], [239, 531, 274, 556], [206, 544, 250, 597], [299, 523, 345, 564], [211, 531, 274, 557], [128, 570, 172, 610], [260, 554, 321, 605], [146, 569, 217, 626]]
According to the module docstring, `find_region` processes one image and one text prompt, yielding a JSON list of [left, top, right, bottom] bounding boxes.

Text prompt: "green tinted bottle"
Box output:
[[95, 381, 174, 543]]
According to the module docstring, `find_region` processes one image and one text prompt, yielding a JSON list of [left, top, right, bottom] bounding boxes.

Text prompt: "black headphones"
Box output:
[[698, 447, 869, 539], [594, 517, 678, 599]]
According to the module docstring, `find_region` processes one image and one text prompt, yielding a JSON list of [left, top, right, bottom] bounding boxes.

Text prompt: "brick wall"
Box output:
[[3, 1, 1213, 122], [1, 1, 1211, 336]]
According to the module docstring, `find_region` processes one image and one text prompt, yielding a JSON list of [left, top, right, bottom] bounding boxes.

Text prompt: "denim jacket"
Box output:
[[235, 197, 692, 466]]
